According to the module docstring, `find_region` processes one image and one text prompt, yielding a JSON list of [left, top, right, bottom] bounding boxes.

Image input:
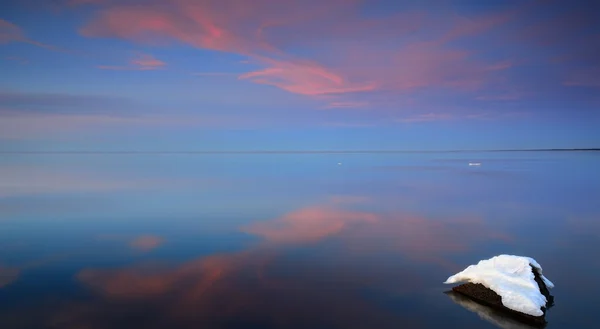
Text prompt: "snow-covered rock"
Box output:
[[444, 255, 554, 317]]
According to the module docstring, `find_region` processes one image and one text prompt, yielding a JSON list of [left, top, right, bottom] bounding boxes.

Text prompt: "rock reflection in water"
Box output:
[[445, 291, 547, 329]]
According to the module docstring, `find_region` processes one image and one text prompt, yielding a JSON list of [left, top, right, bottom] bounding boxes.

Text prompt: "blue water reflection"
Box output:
[[0, 151, 598, 328]]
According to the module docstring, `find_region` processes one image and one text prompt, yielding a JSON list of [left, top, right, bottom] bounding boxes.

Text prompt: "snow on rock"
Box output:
[[444, 255, 554, 317]]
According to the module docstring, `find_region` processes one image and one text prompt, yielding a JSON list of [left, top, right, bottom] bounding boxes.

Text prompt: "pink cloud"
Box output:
[[129, 235, 164, 251], [0, 18, 69, 52], [76, 249, 274, 302], [53, 192, 517, 328], [564, 67, 600, 88], [339, 40, 502, 95], [439, 9, 521, 44], [75, 0, 523, 112], [322, 101, 369, 109], [72, 244, 421, 329], [340, 213, 512, 272], [242, 206, 378, 244], [485, 60, 514, 71], [79, 1, 272, 54], [239, 57, 377, 96], [392, 43, 479, 90], [130, 53, 165, 68], [256, 7, 424, 50], [71, 198, 510, 323], [0, 19, 25, 43], [98, 52, 165, 70]]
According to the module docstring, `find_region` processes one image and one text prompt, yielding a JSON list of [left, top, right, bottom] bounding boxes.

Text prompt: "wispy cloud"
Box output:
[[76, 0, 516, 107], [322, 101, 369, 109], [0, 109, 264, 140], [0, 165, 148, 197], [238, 57, 377, 96], [0, 91, 129, 113], [439, 8, 521, 44], [0, 18, 70, 53], [484, 60, 514, 71], [129, 235, 164, 251], [192, 72, 237, 77], [4, 56, 28, 64], [465, 111, 529, 121], [0, 90, 255, 138], [319, 121, 376, 128], [475, 91, 523, 101], [130, 52, 165, 68], [61, 195, 511, 328], [16, 184, 521, 328], [0, 164, 233, 199], [98, 52, 166, 71], [95, 233, 166, 252], [0, 18, 26, 44], [342, 213, 511, 268], [242, 206, 378, 244], [9, 0, 595, 125], [395, 113, 453, 123], [564, 67, 600, 88]]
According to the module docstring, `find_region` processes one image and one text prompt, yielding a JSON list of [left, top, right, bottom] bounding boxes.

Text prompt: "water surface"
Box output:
[[1, 151, 599, 329]]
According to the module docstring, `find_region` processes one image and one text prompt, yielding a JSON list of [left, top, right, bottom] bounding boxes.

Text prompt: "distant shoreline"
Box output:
[[1, 149, 598, 154]]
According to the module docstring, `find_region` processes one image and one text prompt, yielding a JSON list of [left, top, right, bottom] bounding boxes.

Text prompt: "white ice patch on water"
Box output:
[[444, 255, 554, 317]]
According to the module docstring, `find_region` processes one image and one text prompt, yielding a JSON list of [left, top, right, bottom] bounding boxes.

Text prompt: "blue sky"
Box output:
[[1, 0, 599, 151]]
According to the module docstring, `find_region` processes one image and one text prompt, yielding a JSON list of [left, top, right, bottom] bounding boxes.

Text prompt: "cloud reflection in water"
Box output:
[[51, 196, 513, 329]]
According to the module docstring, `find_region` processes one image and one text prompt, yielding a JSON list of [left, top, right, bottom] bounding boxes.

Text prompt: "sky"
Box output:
[[0, 0, 599, 151]]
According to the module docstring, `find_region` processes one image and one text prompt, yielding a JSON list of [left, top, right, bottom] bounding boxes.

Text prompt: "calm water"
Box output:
[[1, 151, 599, 329]]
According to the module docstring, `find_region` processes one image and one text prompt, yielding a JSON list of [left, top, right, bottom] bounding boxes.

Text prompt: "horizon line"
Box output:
[[1, 148, 598, 154]]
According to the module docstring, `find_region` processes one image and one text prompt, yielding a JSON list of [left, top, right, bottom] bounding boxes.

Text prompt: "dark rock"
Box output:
[[449, 265, 554, 327], [531, 267, 554, 307]]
